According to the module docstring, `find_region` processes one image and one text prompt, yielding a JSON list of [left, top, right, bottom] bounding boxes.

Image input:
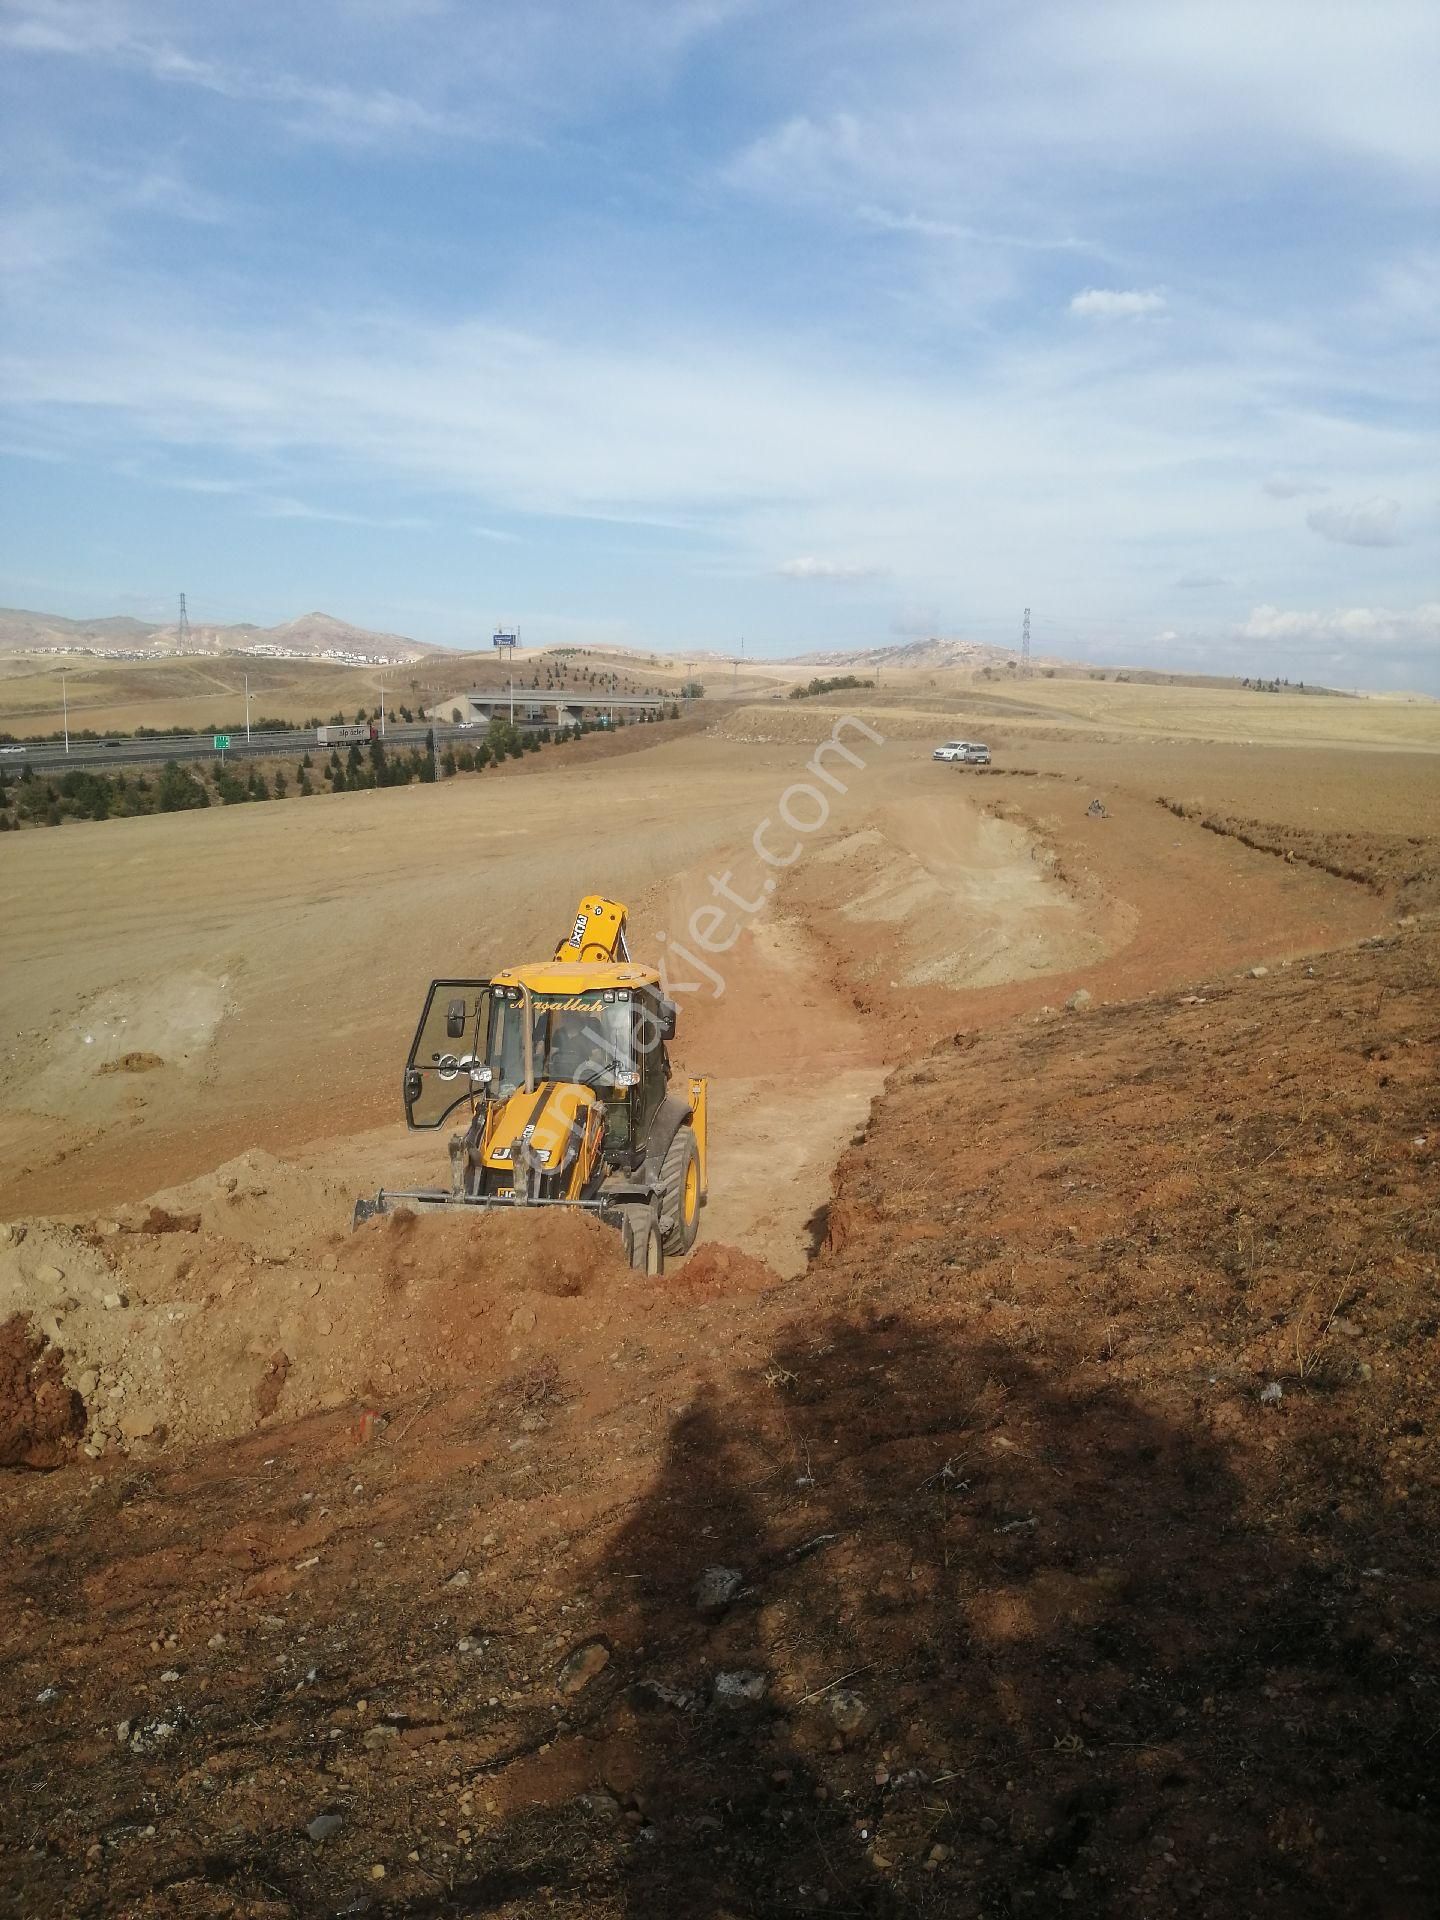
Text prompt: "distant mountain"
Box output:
[[0, 608, 162, 652], [247, 611, 435, 662], [0, 605, 441, 664]]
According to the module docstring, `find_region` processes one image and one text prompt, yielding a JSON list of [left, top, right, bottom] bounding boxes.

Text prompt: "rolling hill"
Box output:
[[0, 606, 439, 664]]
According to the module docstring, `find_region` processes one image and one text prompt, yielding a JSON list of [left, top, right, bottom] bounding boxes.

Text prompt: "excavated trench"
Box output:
[[1, 783, 1110, 1464]]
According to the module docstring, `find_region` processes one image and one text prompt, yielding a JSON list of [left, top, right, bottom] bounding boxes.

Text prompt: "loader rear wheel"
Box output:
[[618, 1205, 665, 1276], [658, 1128, 701, 1256]]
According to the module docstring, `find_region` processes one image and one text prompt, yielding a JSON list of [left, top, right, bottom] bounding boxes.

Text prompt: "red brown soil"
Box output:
[[3, 721, 1439, 1914], [0, 1312, 83, 1468], [1155, 796, 1440, 915], [667, 1240, 783, 1301], [0, 1170, 655, 1454], [2, 927, 1437, 1915]]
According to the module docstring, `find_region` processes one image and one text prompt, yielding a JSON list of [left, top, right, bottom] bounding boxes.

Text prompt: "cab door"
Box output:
[[632, 988, 671, 1143], [402, 980, 491, 1129]]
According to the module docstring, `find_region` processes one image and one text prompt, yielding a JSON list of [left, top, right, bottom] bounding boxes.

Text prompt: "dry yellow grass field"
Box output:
[[13, 644, 1431, 750], [2, 705, 1421, 1239], [0, 647, 787, 737], [730, 670, 1440, 752]]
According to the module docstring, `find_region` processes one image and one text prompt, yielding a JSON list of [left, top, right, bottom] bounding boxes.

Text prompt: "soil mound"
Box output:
[[671, 1241, 783, 1297], [0, 1156, 636, 1457], [0, 1314, 82, 1468]]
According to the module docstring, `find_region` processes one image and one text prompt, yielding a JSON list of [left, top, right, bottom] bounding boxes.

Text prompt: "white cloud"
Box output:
[[1042, 3, 1440, 176], [1240, 602, 1440, 649], [167, 474, 248, 495], [1173, 571, 1231, 590], [1262, 475, 1328, 499], [856, 203, 1088, 254], [0, 1, 756, 149], [474, 525, 520, 544], [1143, 602, 1440, 689], [726, 5, 1440, 215], [0, 2, 133, 59], [1305, 496, 1404, 548], [2, 281, 1429, 624], [777, 555, 884, 582], [2, 3, 1436, 679], [723, 111, 869, 201], [0, 202, 98, 276], [260, 495, 430, 530], [1070, 287, 1167, 319], [123, 167, 231, 224], [0, 5, 456, 145]]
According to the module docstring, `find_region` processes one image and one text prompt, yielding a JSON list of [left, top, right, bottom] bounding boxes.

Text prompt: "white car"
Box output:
[[932, 740, 970, 761]]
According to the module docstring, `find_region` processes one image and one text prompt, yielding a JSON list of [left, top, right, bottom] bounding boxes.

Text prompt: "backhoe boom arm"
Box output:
[[555, 896, 631, 964]]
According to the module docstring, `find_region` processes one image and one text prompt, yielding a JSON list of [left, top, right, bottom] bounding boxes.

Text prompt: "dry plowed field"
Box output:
[[2, 699, 1439, 1916]]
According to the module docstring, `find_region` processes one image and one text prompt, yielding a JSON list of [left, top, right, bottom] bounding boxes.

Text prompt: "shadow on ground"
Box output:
[[403, 1304, 1434, 1918]]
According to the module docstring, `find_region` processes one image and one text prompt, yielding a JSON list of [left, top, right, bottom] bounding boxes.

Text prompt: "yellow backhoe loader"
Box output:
[[353, 897, 707, 1273]]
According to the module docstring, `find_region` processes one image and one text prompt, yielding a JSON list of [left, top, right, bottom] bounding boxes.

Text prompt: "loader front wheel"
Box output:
[[619, 1205, 665, 1276], [658, 1127, 701, 1256]]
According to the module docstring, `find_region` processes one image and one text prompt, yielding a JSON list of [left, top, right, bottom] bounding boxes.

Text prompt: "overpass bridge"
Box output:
[[440, 690, 671, 727]]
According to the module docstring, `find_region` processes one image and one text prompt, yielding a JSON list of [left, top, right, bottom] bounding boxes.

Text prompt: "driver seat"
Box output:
[[548, 1025, 601, 1084]]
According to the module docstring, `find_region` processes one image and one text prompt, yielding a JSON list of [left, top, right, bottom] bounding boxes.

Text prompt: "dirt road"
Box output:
[[2, 729, 1390, 1260]]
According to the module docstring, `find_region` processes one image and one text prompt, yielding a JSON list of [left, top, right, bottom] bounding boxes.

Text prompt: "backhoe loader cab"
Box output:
[[355, 898, 707, 1272]]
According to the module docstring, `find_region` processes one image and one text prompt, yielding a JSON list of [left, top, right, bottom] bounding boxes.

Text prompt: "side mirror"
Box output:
[[445, 998, 467, 1039]]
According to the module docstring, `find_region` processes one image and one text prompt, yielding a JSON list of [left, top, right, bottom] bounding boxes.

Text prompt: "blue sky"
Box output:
[[0, 1, 1436, 684]]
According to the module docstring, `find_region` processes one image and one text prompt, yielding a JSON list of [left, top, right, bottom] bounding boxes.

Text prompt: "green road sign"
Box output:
[[213, 734, 230, 750]]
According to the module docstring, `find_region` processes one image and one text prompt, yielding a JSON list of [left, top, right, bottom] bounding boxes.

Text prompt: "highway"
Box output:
[[0, 722, 538, 774]]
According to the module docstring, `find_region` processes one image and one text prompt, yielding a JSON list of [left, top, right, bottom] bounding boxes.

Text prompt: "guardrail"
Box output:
[[0, 722, 550, 773]]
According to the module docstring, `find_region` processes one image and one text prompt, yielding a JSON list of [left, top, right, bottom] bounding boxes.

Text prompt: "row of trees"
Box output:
[[447, 702, 679, 725], [789, 674, 875, 700], [0, 710, 634, 830], [0, 760, 222, 827], [417, 663, 670, 697]]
